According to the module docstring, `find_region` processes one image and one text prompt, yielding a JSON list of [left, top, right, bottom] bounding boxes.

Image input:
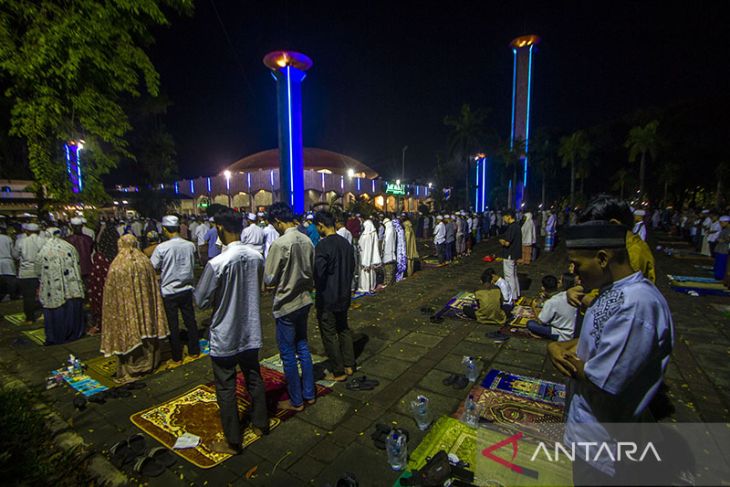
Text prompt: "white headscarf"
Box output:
[[382, 219, 396, 263], [521, 212, 536, 245], [358, 220, 381, 268]]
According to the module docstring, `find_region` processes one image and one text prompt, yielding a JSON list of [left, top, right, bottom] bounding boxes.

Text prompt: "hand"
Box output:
[[548, 342, 577, 377], [498, 239, 508, 246], [566, 285, 585, 307]]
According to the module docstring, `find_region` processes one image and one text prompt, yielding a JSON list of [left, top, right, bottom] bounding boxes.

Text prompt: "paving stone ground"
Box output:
[[1, 231, 728, 486]]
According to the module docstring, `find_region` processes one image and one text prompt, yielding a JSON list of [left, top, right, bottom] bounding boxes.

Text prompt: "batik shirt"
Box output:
[[565, 271, 674, 474], [37, 237, 84, 309]]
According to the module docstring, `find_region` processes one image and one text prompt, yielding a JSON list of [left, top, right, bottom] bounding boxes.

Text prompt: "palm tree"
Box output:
[[558, 131, 591, 207], [610, 168, 630, 199], [624, 120, 659, 196], [715, 161, 730, 208], [444, 104, 488, 207], [657, 162, 680, 205], [498, 138, 525, 209], [530, 131, 556, 207]]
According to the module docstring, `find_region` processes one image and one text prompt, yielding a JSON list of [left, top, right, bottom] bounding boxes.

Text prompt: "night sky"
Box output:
[[150, 1, 729, 181]]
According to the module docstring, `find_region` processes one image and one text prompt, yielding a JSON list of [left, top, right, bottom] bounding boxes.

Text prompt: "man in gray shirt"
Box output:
[[151, 215, 199, 362], [194, 211, 268, 455], [264, 202, 316, 412]]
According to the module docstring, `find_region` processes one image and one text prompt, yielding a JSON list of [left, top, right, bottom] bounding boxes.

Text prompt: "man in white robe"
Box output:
[[240, 213, 265, 255], [357, 220, 381, 293], [381, 217, 396, 286]]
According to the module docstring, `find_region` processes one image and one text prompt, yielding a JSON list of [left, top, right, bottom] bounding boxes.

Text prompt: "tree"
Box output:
[[529, 130, 557, 207], [624, 120, 659, 197], [610, 168, 631, 200], [657, 162, 680, 206], [444, 104, 488, 207], [715, 162, 730, 208], [497, 138, 525, 209], [558, 131, 592, 207], [0, 0, 192, 205]]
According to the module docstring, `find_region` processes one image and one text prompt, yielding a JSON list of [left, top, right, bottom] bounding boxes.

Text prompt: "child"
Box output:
[[482, 268, 514, 311], [465, 269, 507, 326], [527, 275, 577, 341]]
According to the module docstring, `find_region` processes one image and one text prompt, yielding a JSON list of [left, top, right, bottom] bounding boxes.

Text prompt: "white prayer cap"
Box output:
[[257, 212, 264, 217], [306, 213, 314, 220], [247, 213, 257, 221], [162, 215, 179, 226], [81, 217, 87, 223], [634, 210, 646, 216], [208, 217, 215, 222], [70, 217, 83, 225], [26, 223, 39, 232], [720, 216, 730, 222], [436, 215, 443, 220], [356, 213, 361, 217], [702, 209, 710, 214], [48, 226, 61, 236]]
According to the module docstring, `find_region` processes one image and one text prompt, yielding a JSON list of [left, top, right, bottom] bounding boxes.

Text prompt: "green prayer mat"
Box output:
[[408, 416, 477, 471], [21, 327, 46, 345], [3, 313, 43, 326]]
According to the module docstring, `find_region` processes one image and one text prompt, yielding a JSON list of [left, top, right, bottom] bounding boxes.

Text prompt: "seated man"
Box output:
[[464, 269, 507, 326], [482, 268, 514, 312], [527, 275, 577, 341]]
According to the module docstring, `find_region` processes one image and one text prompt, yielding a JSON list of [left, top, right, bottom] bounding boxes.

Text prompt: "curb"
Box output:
[[0, 368, 128, 486]]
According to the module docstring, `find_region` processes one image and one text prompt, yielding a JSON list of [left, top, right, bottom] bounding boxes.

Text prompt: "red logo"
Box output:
[[481, 431, 539, 479]]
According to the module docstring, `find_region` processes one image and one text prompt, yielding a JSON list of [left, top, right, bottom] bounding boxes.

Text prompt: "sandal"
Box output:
[[133, 456, 166, 478], [452, 375, 470, 390], [442, 373, 458, 386], [346, 377, 379, 391], [147, 446, 176, 468]]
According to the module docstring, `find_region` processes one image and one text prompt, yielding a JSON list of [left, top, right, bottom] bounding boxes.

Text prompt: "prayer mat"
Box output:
[[432, 291, 479, 321], [130, 384, 281, 469], [421, 256, 448, 268], [669, 280, 727, 290], [481, 369, 566, 407], [86, 338, 211, 386], [670, 285, 730, 296], [408, 416, 477, 472], [21, 327, 46, 345], [508, 304, 540, 328], [352, 291, 373, 300], [3, 312, 43, 326], [261, 353, 338, 388], [452, 386, 564, 441], [515, 296, 543, 308], [657, 240, 690, 247], [711, 304, 730, 318], [49, 367, 109, 397]]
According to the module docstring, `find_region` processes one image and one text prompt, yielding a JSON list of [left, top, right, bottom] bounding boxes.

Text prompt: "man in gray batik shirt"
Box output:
[[194, 211, 268, 455]]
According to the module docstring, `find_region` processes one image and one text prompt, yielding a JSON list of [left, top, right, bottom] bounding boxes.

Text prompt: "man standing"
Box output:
[[194, 211, 269, 455], [313, 210, 356, 381], [264, 202, 316, 412], [66, 217, 94, 287], [499, 210, 521, 299], [15, 223, 46, 323], [204, 222, 221, 260], [0, 223, 16, 301], [335, 218, 353, 245], [194, 217, 211, 265], [632, 209, 647, 241], [240, 213, 265, 254], [381, 216, 396, 286], [544, 209, 557, 252], [346, 214, 362, 244], [433, 215, 446, 263], [261, 216, 280, 259], [189, 216, 199, 243], [151, 215, 200, 363], [303, 213, 320, 247], [549, 219, 673, 484], [445, 215, 456, 262]]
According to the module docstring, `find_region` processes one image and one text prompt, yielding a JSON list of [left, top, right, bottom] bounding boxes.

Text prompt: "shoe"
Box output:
[[492, 333, 510, 344]]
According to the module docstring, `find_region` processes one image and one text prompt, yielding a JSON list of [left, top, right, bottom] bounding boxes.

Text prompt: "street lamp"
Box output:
[[224, 170, 232, 207], [401, 146, 408, 180], [347, 168, 355, 178]]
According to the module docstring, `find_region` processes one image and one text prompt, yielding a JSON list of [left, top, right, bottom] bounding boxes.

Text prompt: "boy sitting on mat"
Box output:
[[526, 274, 577, 341], [463, 268, 507, 326]]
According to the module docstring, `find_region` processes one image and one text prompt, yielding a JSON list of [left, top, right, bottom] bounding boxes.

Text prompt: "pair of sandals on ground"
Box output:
[[110, 433, 176, 478]]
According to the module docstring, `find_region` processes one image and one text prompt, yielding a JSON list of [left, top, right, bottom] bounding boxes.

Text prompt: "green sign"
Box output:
[[385, 182, 406, 196]]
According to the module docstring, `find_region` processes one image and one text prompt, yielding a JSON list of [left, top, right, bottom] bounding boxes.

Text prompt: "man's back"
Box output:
[[314, 234, 355, 312], [194, 242, 263, 357], [502, 222, 521, 259], [151, 237, 196, 296], [264, 227, 314, 318], [66, 233, 93, 275]]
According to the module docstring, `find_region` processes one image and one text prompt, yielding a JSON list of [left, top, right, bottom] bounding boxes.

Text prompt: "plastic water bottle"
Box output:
[[463, 394, 479, 428], [386, 429, 408, 471], [464, 356, 478, 382], [410, 395, 432, 431]]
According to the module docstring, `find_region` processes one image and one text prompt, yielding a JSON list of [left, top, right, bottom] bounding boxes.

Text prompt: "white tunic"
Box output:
[[336, 226, 353, 245], [15, 234, 47, 279], [262, 224, 280, 258], [357, 220, 381, 293], [240, 222, 265, 254], [0, 234, 16, 276], [382, 220, 396, 263]]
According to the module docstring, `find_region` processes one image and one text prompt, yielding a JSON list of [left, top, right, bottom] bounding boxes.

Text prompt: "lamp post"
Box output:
[[401, 146, 408, 180], [224, 170, 232, 208]]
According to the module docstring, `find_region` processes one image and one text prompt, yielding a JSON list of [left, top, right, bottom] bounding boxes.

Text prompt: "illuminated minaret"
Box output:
[[263, 51, 313, 214], [509, 35, 539, 208]]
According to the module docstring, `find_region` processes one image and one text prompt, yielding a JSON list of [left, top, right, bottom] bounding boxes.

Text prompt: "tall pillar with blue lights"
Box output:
[[64, 139, 84, 193], [264, 51, 312, 214], [509, 34, 539, 208], [473, 155, 489, 212]]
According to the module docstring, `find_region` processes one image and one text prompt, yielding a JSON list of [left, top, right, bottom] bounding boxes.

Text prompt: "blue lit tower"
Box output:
[[263, 51, 313, 214], [509, 35, 539, 208], [64, 139, 84, 193]]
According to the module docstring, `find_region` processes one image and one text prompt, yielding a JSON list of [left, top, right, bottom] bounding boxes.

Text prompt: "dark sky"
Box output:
[[150, 1, 729, 181]]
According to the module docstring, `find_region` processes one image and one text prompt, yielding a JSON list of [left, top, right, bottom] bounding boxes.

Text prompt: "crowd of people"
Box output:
[[0, 194, 728, 481]]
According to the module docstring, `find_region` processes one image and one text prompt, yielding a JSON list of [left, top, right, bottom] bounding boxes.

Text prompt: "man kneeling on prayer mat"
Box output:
[[548, 213, 674, 485], [194, 211, 269, 455], [526, 275, 576, 341]]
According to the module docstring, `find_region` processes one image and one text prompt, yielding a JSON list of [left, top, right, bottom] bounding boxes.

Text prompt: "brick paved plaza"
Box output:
[[1, 233, 728, 486]]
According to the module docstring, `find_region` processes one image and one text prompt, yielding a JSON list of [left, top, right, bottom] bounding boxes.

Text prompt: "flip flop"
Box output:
[[346, 378, 379, 391], [127, 433, 147, 456], [109, 441, 134, 468], [442, 373, 458, 386], [123, 381, 147, 390], [109, 387, 132, 399], [133, 456, 166, 478], [147, 446, 176, 468], [452, 375, 469, 390]]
